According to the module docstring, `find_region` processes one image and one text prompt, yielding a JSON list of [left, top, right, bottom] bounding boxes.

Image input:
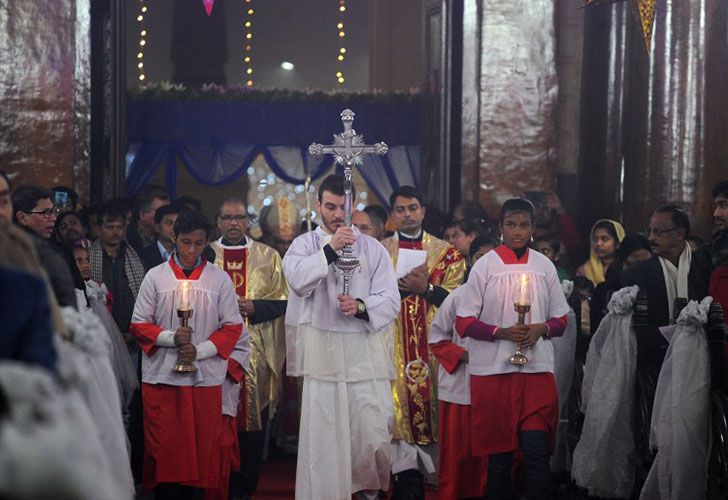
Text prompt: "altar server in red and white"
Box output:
[[455, 198, 570, 500], [130, 210, 245, 500], [428, 237, 496, 500]]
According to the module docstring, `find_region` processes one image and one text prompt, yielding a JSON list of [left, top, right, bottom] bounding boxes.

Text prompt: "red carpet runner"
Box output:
[[255, 458, 439, 499]]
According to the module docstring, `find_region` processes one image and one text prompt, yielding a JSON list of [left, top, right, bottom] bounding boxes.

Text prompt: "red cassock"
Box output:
[[470, 372, 559, 455], [709, 265, 728, 363], [438, 401, 488, 499], [430, 340, 487, 499], [205, 357, 246, 500], [142, 384, 222, 489]]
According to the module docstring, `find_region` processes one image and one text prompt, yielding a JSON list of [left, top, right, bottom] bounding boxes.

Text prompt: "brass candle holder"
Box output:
[[173, 279, 197, 373], [173, 308, 197, 373], [508, 303, 530, 366], [508, 273, 530, 366]]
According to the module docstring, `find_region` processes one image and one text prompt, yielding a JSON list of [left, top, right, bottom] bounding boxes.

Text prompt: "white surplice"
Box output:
[[283, 226, 400, 500]]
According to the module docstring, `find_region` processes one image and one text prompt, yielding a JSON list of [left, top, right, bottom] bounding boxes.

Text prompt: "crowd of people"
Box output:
[[1, 168, 728, 500]]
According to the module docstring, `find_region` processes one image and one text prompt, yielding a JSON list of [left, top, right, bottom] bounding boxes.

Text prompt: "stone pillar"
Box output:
[[555, 0, 585, 215], [0, 0, 91, 199], [577, 2, 629, 229], [459, 0, 558, 217]]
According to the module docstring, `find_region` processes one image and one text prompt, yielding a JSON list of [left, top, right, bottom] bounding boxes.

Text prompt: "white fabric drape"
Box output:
[[0, 362, 123, 500], [360, 145, 420, 207], [572, 285, 639, 498], [58, 306, 135, 499], [639, 297, 712, 500], [551, 280, 577, 472]]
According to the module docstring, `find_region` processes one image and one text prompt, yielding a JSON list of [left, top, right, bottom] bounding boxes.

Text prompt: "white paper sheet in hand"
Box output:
[[396, 248, 428, 278]]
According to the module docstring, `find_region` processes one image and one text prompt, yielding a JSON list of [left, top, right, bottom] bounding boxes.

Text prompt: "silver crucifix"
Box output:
[[309, 109, 388, 295]]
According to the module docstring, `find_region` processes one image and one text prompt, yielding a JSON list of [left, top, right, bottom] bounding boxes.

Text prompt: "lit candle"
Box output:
[[518, 273, 528, 306], [180, 280, 190, 310]]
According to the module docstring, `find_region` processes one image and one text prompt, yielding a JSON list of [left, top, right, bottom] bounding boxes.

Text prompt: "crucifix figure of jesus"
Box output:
[[309, 109, 388, 294]]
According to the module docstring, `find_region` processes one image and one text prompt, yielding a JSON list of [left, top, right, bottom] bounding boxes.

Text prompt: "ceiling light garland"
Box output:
[[136, 0, 148, 85], [244, 0, 254, 87], [336, 0, 346, 85]]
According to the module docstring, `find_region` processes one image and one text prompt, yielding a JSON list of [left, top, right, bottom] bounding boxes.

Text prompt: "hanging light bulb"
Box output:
[[137, 0, 148, 85], [336, 1, 346, 86], [243, 1, 254, 87]]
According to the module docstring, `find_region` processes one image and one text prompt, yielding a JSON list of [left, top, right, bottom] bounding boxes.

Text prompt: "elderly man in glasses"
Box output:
[[210, 197, 288, 500], [620, 204, 711, 393], [11, 185, 77, 308]]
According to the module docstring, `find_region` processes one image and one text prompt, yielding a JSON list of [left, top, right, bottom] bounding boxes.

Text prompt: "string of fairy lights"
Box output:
[[136, 0, 148, 84], [244, 0, 254, 87], [336, 0, 347, 85], [134, 0, 352, 89]]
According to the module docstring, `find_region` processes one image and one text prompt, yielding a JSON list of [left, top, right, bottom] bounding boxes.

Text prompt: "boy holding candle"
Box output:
[[454, 198, 570, 500], [130, 211, 245, 500]]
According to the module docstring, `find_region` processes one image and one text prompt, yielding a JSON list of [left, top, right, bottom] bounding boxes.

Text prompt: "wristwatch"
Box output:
[[356, 300, 367, 315]]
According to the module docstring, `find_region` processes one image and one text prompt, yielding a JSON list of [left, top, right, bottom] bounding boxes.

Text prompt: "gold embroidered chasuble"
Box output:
[[211, 239, 288, 431], [381, 232, 466, 444]]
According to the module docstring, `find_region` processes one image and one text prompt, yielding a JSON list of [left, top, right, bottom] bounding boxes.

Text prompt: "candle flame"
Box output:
[[518, 273, 529, 306], [180, 280, 191, 310]]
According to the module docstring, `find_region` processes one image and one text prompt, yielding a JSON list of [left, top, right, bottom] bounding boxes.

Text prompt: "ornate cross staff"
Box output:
[[309, 109, 388, 294]]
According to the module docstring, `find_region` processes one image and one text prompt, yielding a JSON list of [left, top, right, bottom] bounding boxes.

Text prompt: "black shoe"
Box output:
[[391, 469, 424, 500]]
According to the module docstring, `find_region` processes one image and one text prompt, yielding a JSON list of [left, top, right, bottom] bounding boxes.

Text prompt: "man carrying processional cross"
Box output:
[[284, 109, 400, 499]]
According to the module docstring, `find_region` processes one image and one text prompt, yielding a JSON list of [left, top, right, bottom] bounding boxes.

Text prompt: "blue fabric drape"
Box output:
[[125, 101, 422, 208]]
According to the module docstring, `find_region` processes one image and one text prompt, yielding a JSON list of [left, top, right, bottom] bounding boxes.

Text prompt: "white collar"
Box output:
[[395, 229, 423, 240], [215, 235, 250, 249]]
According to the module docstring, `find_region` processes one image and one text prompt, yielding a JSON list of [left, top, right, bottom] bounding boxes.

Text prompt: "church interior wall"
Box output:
[[0, 0, 91, 200]]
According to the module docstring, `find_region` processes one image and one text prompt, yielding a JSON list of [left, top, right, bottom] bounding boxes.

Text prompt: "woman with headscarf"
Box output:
[[576, 219, 626, 286]]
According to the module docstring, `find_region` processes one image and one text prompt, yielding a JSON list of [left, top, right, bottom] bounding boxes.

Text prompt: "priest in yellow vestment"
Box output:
[[381, 186, 466, 498], [210, 198, 288, 499]]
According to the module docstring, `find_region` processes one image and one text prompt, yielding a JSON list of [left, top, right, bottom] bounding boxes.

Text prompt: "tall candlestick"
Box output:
[[174, 280, 196, 373], [510, 273, 530, 366], [518, 273, 529, 306], [180, 280, 190, 310]]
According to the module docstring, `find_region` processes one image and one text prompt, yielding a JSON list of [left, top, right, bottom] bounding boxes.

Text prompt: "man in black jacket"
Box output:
[[621, 205, 710, 381], [126, 184, 170, 255], [139, 203, 181, 271]]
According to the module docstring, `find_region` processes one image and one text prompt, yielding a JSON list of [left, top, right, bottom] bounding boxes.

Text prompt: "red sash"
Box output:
[[221, 247, 248, 298], [398, 241, 464, 444]]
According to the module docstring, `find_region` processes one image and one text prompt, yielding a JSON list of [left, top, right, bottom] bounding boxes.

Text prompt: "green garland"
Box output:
[[128, 82, 422, 105]]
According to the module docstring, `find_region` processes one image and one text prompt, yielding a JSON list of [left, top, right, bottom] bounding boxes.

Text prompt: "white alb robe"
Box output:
[[283, 226, 400, 500]]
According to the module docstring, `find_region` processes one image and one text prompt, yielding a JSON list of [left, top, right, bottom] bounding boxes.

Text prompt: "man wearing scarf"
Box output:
[[621, 205, 710, 385], [380, 186, 466, 498]]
